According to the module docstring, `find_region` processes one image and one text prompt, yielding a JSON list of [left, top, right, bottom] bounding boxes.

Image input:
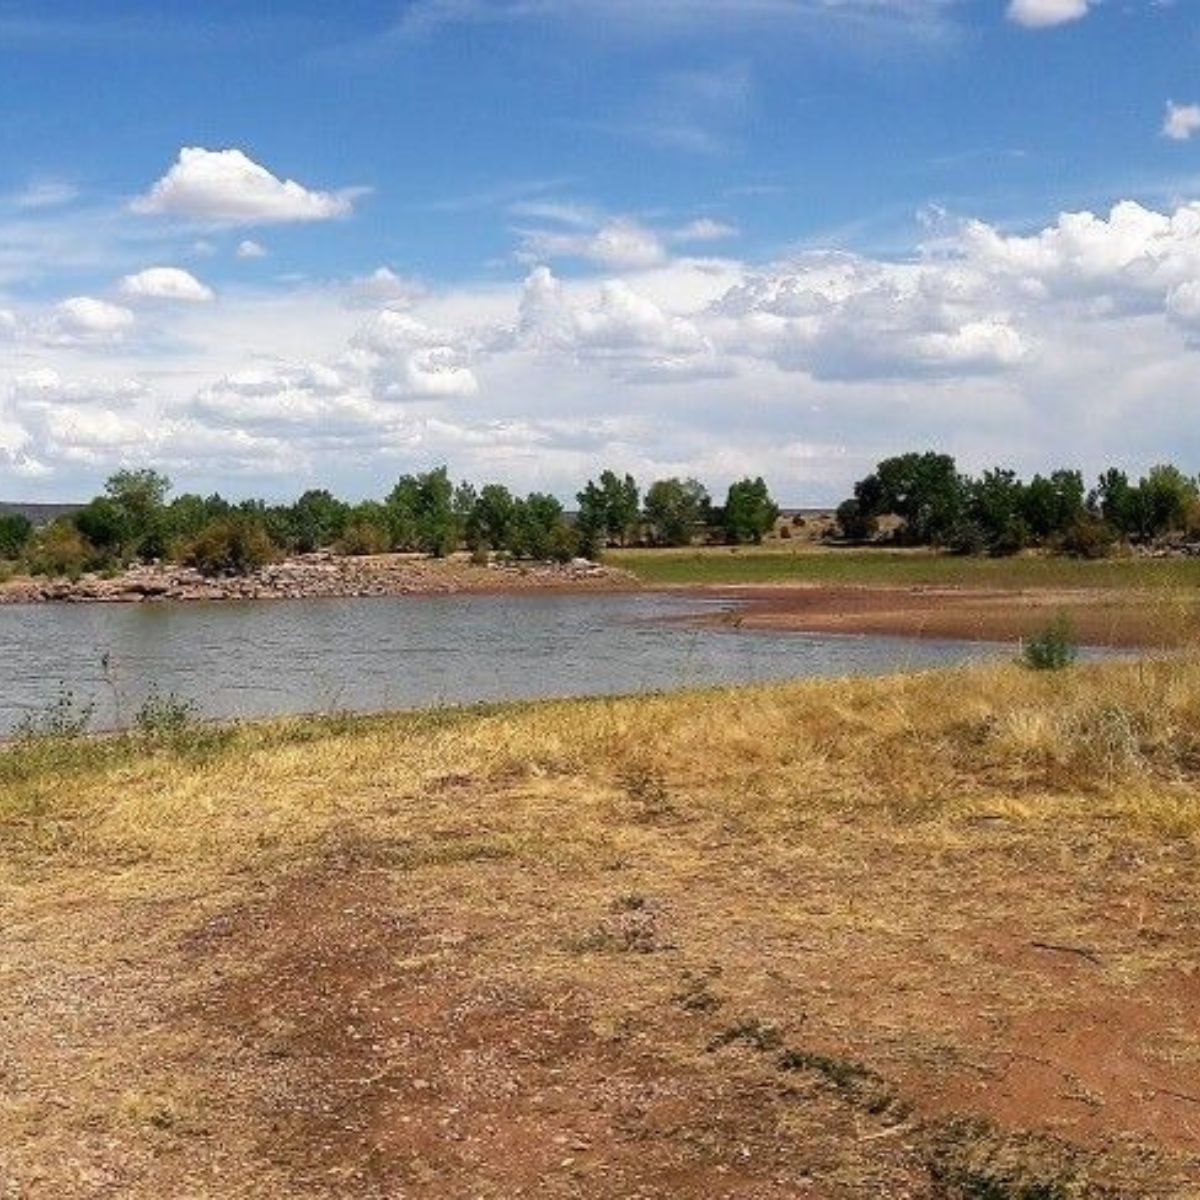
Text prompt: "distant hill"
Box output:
[[0, 501, 83, 527]]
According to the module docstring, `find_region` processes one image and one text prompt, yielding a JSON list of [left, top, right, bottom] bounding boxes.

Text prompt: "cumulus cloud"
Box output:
[[351, 310, 479, 399], [13, 191, 1200, 501], [516, 267, 727, 381], [236, 239, 268, 259], [1006, 0, 1091, 29], [1163, 101, 1200, 143], [119, 266, 215, 303], [131, 147, 361, 225], [346, 266, 424, 309], [46, 296, 135, 345]]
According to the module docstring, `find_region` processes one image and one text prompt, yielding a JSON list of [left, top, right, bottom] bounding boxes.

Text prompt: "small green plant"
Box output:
[[134, 688, 199, 740], [1021, 614, 1078, 671], [14, 685, 95, 741]]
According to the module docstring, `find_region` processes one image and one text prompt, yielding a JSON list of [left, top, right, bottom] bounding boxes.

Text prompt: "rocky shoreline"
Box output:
[[0, 552, 632, 605]]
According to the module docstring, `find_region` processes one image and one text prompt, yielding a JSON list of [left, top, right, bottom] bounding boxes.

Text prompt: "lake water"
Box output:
[[0, 592, 1014, 734]]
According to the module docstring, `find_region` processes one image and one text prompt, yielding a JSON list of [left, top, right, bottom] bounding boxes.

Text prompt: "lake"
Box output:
[[0, 592, 1014, 734]]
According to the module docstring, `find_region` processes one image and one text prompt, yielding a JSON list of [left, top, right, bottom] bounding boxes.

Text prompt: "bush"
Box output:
[[1059, 515, 1118, 559], [184, 516, 275, 577], [336, 520, 390, 556], [134, 688, 199, 740], [1021, 615, 1078, 671], [15, 685, 95, 740], [26, 521, 92, 579]]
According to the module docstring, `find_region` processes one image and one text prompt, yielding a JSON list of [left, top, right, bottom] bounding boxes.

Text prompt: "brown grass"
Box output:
[[3, 661, 1200, 1196]]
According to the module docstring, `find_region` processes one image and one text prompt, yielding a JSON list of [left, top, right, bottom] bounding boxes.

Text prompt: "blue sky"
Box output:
[[1, 0, 1199, 503]]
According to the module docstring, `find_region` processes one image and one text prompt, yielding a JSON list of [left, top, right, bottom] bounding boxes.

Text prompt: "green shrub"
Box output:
[[335, 520, 390, 556], [1021, 615, 1078, 671], [184, 516, 275, 576], [134, 688, 199, 740], [26, 521, 92, 579]]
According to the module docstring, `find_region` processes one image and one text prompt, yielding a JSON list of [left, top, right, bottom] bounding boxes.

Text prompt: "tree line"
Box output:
[[0, 468, 780, 578], [836, 451, 1200, 557]]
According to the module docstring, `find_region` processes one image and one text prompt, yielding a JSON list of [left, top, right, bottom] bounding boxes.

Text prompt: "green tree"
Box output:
[[644, 477, 709, 547], [966, 468, 1028, 555], [574, 480, 608, 559], [385, 468, 461, 555], [512, 492, 566, 559], [1020, 470, 1084, 541], [1139, 464, 1196, 539], [72, 497, 126, 561], [289, 489, 349, 553], [104, 468, 172, 559], [0, 512, 33, 559], [599, 469, 640, 546], [854, 452, 964, 545], [721, 476, 779, 545], [835, 497, 878, 541], [467, 483, 518, 554]]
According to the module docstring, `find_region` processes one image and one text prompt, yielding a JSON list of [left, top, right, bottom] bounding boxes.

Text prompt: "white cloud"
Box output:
[[516, 218, 666, 270], [9, 180, 79, 210], [236, 239, 268, 259], [13, 192, 1200, 503], [1162, 101, 1200, 143], [46, 296, 135, 345], [1006, 0, 1091, 28], [131, 146, 361, 225], [673, 218, 739, 243], [351, 310, 479, 399], [347, 266, 424, 309], [119, 266, 215, 303]]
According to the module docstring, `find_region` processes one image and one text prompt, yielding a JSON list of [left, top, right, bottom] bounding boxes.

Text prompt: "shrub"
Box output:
[[134, 688, 199, 740], [184, 516, 275, 577], [26, 521, 92, 579], [15, 685, 95, 740], [1059, 514, 1118, 559], [336, 520, 390, 556], [1021, 615, 1078, 671]]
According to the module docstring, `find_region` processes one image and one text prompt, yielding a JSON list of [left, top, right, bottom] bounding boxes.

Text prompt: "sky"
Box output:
[[1, 0, 1199, 505]]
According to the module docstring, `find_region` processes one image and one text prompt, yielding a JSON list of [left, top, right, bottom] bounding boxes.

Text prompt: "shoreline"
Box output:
[[0, 552, 637, 606], [681, 582, 1186, 649], [1, 554, 1186, 649]]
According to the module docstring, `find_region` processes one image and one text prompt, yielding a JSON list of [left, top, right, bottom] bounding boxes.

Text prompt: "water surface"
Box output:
[[0, 592, 1013, 733]]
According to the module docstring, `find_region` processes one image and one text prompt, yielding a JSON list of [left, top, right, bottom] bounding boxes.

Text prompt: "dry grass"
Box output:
[[3, 660, 1200, 1197]]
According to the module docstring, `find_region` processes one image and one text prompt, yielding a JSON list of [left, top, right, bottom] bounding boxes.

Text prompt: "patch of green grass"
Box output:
[[607, 546, 1200, 590]]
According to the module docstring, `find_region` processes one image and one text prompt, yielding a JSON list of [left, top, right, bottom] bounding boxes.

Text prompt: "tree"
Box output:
[[1020, 470, 1084, 541], [467, 483, 518, 554], [854, 452, 964, 545], [104, 468, 172, 559], [289, 489, 348, 553], [1140, 464, 1196, 539], [966, 468, 1028, 555], [1090, 468, 1137, 536], [644, 477, 709, 547], [835, 497, 878, 541], [574, 480, 608, 560], [27, 520, 91, 578], [0, 512, 33, 559], [721, 477, 779, 545], [599, 470, 640, 546], [512, 493, 565, 559], [385, 467, 461, 555], [73, 497, 126, 561]]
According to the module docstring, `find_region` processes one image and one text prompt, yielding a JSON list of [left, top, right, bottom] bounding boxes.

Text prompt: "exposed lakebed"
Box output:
[[0, 591, 1018, 733]]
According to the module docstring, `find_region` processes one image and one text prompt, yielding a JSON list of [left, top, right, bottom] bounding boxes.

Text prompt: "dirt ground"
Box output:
[[4, 743, 1200, 1197], [696, 584, 1197, 648]]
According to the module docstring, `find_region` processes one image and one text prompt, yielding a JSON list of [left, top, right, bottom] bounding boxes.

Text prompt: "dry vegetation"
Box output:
[[3, 660, 1200, 1197]]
